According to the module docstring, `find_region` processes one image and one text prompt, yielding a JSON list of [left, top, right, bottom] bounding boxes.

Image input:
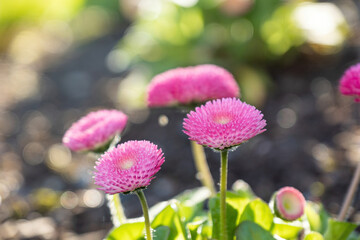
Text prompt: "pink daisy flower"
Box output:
[[94, 140, 165, 194], [63, 109, 128, 152], [339, 63, 360, 102], [274, 187, 305, 221], [183, 98, 266, 150], [147, 64, 240, 107]]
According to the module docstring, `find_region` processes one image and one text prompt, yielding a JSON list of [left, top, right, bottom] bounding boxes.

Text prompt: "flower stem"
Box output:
[[338, 161, 360, 221], [106, 194, 126, 227], [190, 141, 216, 196], [220, 150, 228, 240], [136, 190, 152, 240]]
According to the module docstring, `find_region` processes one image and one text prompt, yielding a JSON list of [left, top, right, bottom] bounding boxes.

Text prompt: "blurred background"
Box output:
[[0, 0, 359, 239]]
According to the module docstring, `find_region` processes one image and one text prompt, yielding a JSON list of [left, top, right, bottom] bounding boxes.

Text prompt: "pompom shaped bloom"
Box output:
[[183, 98, 266, 150], [147, 64, 240, 107], [274, 187, 305, 221], [63, 109, 127, 152], [339, 63, 360, 102], [94, 140, 165, 194]]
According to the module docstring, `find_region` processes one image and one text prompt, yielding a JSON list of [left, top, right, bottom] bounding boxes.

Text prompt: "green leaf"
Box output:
[[187, 218, 207, 240], [271, 223, 303, 239], [305, 201, 329, 234], [151, 200, 188, 240], [199, 220, 212, 239], [149, 201, 172, 220], [232, 179, 256, 199], [305, 232, 324, 240], [153, 226, 170, 240], [324, 218, 357, 240], [187, 221, 202, 240], [209, 191, 250, 240], [225, 192, 252, 215], [186, 216, 212, 240], [209, 196, 237, 240], [175, 187, 210, 222], [235, 221, 276, 240], [106, 221, 145, 240], [240, 198, 273, 231], [174, 187, 211, 203]]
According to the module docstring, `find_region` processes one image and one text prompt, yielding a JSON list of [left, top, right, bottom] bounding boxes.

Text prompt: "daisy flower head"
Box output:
[[339, 63, 360, 102], [183, 98, 266, 150], [94, 140, 165, 194], [274, 186, 305, 221], [147, 64, 240, 107], [63, 109, 127, 152]]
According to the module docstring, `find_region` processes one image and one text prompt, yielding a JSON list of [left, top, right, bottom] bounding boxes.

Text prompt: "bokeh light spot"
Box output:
[[106, 50, 131, 73], [60, 191, 79, 209], [83, 189, 103, 208], [47, 144, 71, 170], [276, 108, 297, 129], [158, 114, 169, 127], [23, 142, 45, 165], [230, 19, 254, 43]]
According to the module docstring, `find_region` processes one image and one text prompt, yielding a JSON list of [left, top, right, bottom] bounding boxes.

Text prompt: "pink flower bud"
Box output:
[[274, 187, 306, 221]]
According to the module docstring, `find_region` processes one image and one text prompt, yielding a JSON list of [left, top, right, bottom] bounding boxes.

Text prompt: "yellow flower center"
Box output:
[[214, 115, 231, 124], [119, 159, 134, 170]]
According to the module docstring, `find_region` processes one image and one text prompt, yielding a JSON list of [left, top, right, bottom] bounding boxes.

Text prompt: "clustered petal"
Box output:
[[63, 109, 128, 152], [94, 140, 165, 194], [183, 98, 266, 150], [339, 63, 360, 102], [275, 186, 305, 221], [147, 64, 240, 107]]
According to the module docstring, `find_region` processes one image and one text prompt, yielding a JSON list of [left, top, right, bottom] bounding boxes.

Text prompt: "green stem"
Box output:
[[106, 194, 126, 227], [136, 190, 152, 240], [338, 161, 360, 221], [190, 141, 216, 196], [220, 150, 228, 240]]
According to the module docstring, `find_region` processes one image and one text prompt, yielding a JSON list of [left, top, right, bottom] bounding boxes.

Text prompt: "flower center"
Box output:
[[119, 159, 134, 170], [213, 114, 232, 124], [282, 194, 299, 214], [283, 200, 292, 211]]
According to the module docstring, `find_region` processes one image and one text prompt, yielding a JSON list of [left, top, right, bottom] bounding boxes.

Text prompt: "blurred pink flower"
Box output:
[[147, 64, 240, 107], [183, 98, 266, 150], [275, 186, 305, 221], [63, 109, 128, 152], [94, 140, 165, 194], [339, 63, 360, 102]]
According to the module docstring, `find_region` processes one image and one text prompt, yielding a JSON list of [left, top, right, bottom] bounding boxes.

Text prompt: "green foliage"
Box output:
[[305, 201, 329, 234], [174, 187, 211, 222], [271, 222, 303, 240], [107, 222, 145, 240], [232, 179, 256, 199], [240, 198, 273, 231], [187, 217, 212, 240], [115, 0, 304, 78], [153, 226, 170, 240], [151, 201, 188, 240], [323, 219, 357, 240], [260, 3, 304, 55], [209, 191, 250, 239], [0, 0, 84, 25], [106, 185, 359, 240], [305, 232, 324, 240], [235, 221, 276, 240]]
